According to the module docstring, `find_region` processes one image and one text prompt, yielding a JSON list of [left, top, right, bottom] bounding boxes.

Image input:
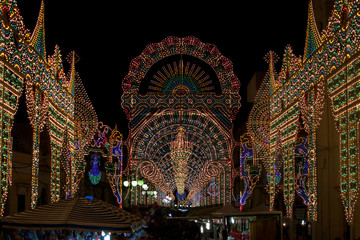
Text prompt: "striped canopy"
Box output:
[[1, 196, 142, 233]]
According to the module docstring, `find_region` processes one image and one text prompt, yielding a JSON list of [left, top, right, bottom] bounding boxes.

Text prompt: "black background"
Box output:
[[16, 0, 309, 138]]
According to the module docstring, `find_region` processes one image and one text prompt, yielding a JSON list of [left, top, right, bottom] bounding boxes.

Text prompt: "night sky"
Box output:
[[16, 0, 309, 138]]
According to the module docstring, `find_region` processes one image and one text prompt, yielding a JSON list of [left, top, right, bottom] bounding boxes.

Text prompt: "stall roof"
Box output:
[[1, 196, 142, 233], [186, 205, 224, 218], [211, 205, 240, 217]]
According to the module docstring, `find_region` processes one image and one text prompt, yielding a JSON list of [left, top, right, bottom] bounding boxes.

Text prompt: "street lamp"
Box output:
[[123, 179, 147, 187], [131, 180, 138, 187], [124, 179, 149, 189]]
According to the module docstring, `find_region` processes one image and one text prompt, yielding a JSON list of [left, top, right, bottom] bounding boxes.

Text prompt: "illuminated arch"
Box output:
[[122, 37, 241, 206], [122, 36, 239, 95]]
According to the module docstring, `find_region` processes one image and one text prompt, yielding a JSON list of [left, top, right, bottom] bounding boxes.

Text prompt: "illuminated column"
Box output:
[[224, 161, 232, 205], [30, 120, 40, 208], [67, 122, 77, 197], [50, 139, 62, 202], [283, 140, 296, 218], [59, 122, 78, 199], [0, 63, 24, 216], [306, 88, 319, 221], [268, 129, 281, 211], [268, 157, 276, 211], [48, 105, 65, 202], [0, 112, 13, 216], [307, 125, 318, 221], [30, 86, 43, 209], [337, 109, 359, 224], [282, 108, 298, 218], [0, 108, 4, 216]]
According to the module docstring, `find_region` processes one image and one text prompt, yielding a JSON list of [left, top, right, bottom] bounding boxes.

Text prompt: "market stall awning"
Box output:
[[210, 205, 240, 217], [186, 205, 224, 218], [1, 196, 142, 233]]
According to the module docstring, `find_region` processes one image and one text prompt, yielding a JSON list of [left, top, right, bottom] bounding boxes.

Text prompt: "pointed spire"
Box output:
[[67, 51, 79, 96], [30, 0, 46, 60], [50, 45, 66, 85], [264, 50, 279, 95], [304, 0, 322, 61]]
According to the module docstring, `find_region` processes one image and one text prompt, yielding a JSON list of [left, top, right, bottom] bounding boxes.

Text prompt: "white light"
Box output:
[[142, 191, 146, 195], [104, 235, 110, 240], [142, 184, 149, 190], [301, 220, 306, 226], [101, 231, 105, 236], [206, 222, 210, 230], [131, 180, 138, 187], [162, 197, 171, 204], [283, 223, 286, 227], [200, 226, 204, 233], [123, 181, 129, 187], [231, 218, 234, 224]]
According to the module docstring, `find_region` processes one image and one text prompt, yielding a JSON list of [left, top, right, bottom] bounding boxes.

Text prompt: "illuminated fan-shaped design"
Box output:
[[148, 59, 214, 95]]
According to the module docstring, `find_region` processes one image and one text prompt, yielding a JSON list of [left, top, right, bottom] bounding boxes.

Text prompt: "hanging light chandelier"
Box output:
[[170, 123, 192, 198]]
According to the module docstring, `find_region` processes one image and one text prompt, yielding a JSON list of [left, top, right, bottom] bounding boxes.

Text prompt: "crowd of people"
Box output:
[[128, 204, 201, 240]]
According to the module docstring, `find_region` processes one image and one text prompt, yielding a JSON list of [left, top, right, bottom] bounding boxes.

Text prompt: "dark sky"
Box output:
[[16, 0, 309, 138]]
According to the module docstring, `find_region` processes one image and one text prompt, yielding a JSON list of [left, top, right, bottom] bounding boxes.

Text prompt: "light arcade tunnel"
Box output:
[[121, 36, 241, 206]]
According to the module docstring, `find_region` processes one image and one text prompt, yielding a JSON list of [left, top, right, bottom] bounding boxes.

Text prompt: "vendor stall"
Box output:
[[213, 211, 283, 240], [1, 196, 143, 239]]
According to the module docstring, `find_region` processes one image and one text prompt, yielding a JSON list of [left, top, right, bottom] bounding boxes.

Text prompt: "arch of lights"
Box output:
[[247, 0, 360, 224], [0, 0, 97, 216], [122, 36, 241, 206], [132, 109, 232, 202]]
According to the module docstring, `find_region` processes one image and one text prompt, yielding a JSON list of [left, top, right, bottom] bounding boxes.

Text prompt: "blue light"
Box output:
[[85, 196, 93, 200]]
